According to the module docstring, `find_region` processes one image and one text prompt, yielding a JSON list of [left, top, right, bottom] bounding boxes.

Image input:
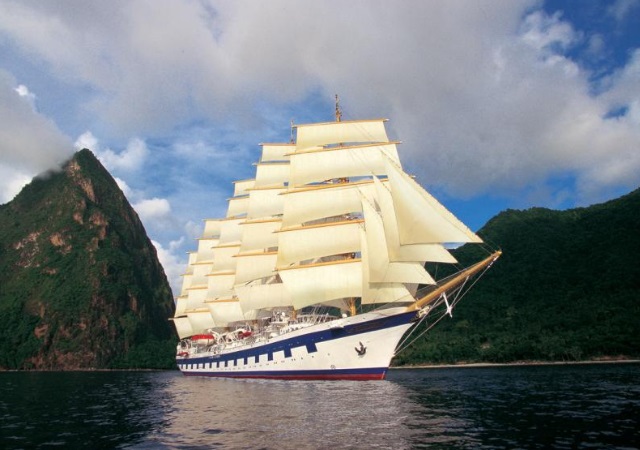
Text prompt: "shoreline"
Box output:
[[392, 359, 640, 370]]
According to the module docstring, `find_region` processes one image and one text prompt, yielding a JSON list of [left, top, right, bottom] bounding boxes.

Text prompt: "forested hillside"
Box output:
[[0, 149, 176, 370], [394, 188, 640, 365]]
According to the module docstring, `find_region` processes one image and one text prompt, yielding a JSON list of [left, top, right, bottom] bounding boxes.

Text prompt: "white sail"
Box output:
[[205, 299, 246, 326], [276, 220, 363, 267], [384, 157, 482, 245], [186, 251, 198, 267], [233, 179, 255, 197], [186, 309, 216, 332], [174, 295, 188, 316], [281, 180, 378, 228], [239, 219, 281, 252], [246, 186, 286, 219], [172, 112, 501, 381], [361, 198, 436, 285], [211, 244, 240, 273], [180, 278, 195, 307], [177, 118, 479, 330], [290, 142, 401, 187], [191, 262, 213, 288], [227, 195, 249, 218], [372, 176, 458, 263], [235, 282, 293, 313], [235, 251, 277, 284], [172, 316, 194, 339], [261, 143, 294, 162], [295, 119, 389, 150], [202, 219, 221, 239], [360, 228, 413, 305], [178, 252, 195, 296], [179, 274, 193, 298], [195, 238, 218, 263], [362, 280, 414, 305], [218, 217, 243, 245], [185, 285, 208, 309], [278, 259, 362, 310], [206, 271, 235, 299], [254, 162, 289, 188]]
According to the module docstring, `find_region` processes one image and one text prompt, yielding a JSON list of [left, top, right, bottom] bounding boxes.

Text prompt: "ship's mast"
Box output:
[[336, 94, 354, 316], [347, 298, 356, 316], [290, 119, 295, 144], [407, 250, 502, 312]]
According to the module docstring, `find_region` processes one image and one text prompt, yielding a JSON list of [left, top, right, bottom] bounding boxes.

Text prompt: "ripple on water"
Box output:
[[0, 364, 639, 449]]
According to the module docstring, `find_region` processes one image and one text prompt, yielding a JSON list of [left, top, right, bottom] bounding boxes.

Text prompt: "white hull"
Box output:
[[176, 307, 416, 380]]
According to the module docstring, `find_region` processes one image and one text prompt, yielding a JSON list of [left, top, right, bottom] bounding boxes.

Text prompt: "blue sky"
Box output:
[[1, 0, 639, 294]]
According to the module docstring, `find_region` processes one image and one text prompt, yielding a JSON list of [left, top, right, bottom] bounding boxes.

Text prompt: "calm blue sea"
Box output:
[[1, 363, 638, 449]]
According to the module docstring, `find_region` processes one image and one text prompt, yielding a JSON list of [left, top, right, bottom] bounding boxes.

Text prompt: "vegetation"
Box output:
[[0, 149, 176, 370], [2, 148, 638, 370], [394, 188, 640, 366]]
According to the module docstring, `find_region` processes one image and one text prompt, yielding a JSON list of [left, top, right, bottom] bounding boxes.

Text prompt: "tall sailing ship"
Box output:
[[172, 102, 500, 380]]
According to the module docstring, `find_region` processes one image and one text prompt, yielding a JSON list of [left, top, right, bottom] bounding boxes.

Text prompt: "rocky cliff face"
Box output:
[[0, 149, 176, 370]]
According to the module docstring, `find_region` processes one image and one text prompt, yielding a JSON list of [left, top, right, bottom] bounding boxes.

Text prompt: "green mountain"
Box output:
[[0, 149, 176, 370], [395, 188, 640, 365]]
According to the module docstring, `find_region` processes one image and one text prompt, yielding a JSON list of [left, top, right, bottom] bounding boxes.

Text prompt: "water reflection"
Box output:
[[390, 364, 640, 449], [145, 374, 433, 449], [0, 372, 168, 448], [1, 364, 639, 449]]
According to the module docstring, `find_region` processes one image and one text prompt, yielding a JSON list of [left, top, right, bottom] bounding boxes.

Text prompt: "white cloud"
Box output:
[[113, 176, 133, 198], [607, 0, 640, 21], [586, 34, 606, 60], [74, 131, 149, 173], [184, 220, 204, 242], [152, 238, 185, 297], [1, 0, 639, 318], [602, 49, 640, 109], [74, 130, 98, 151], [0, 166, 32, 204], [73, 130, 186, 246], [15, 84, 36, 107], [520, 10, 579, 53], [97, 137, 149, 172], [132, 196, 183, 238], [1, 1, 639, 213], [133, 197, 171, 222], [0, 69, 73, 204]]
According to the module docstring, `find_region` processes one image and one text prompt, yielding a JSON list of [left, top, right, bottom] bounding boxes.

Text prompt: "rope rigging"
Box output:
[[394, 257, 496, 356]]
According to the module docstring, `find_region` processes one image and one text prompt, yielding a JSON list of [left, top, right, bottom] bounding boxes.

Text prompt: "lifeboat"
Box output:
[[191, 334, 216, 346]]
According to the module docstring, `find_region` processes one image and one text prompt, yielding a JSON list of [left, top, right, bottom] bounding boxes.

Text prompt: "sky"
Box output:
[[1, 0, 639, 295]]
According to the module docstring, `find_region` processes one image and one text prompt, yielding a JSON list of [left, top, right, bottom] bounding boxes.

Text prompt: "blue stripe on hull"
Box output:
[[177, 310, 416, 369], [177, 310, 416, 380], [182, 367, 388, 381]]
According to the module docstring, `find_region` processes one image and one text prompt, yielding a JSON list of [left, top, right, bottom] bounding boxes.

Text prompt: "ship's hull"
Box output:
[[176, 307, 417, 380]]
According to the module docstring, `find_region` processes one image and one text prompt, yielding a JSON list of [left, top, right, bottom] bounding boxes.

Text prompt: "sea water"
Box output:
[[1, 363, 638, 449]]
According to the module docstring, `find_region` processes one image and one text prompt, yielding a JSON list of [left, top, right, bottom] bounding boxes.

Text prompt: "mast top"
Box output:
[[290, 119, 295, 144], [335, 94, 342, 122]]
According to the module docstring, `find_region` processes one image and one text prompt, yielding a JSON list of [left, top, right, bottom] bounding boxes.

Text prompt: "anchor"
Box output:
[[355, 341, 367, 356]]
